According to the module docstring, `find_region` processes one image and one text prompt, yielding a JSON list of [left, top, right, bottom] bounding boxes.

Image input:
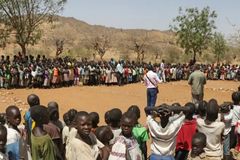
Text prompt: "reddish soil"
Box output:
[[0, 80, 239, 125]]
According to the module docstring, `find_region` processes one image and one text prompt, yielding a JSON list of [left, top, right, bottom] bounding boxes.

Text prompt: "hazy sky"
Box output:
[[62, 0, 240, 37]]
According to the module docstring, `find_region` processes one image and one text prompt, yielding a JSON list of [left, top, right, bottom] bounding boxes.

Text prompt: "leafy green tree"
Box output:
[[0, 0, 67, 56], [212, 32, 228, 64], [171, 7, 217, 63]]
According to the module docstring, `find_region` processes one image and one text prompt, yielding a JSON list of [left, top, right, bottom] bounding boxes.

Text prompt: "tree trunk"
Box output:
[[193, 52, 196, 64], [100, 53, 104, 60], [20, 44, 27, 57], [140, 53, 144, 64], [136, 53, 140, 63], [217, 55, 220, 65]]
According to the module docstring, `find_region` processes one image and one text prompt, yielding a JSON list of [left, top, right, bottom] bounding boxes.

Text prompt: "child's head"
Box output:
[[172, 103, 181, 107], [6, 105, 21, 127], [157, 105, 172, 128], [74, 111, 92, 137], [68, 109, 78, 125], [95, 126, 113, 145], [206, 99, 219, 122], [27, 94, 40, 107], [120, 112, 135, 138], [30, 105, 49, 126], [63, 112, 70, 126], [232, 91, 240, 105], [104, 110, 110, 125], [108, 108, 122, 128], [127, 105, 140, 121], [63, 109, 77, 126], [191, 132, 206, 157], [220, 102, 232, 113], [89, 112, 99, 128], [0, 113, 6, 125], [0, 125, 7, 153], [47, 101, 59, 121], [184, 102, 195, 120], [198, 101, 207, 118]]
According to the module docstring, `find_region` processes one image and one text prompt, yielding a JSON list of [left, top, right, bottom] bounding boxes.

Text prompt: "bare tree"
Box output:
[[127, 31, 149, 63], [84, 30, 111, 60], [149, 44, 164, 63], [56, 39, 64, 57], [0, 0, 67, 56]]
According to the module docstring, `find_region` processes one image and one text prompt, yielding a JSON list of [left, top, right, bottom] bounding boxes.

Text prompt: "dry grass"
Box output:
[[0, 16, 239, 63]]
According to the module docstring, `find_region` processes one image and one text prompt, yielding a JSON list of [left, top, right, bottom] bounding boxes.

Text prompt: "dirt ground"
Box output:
[[0, 80, 239, 125]]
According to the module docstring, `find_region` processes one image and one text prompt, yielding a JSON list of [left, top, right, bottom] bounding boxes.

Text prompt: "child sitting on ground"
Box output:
[[175, 102, 197, 160], [109, 112, 142, 160], [89, 112, 100, 134], [197, 99, 225, 160], [187, 132, 209, 160], [30, 105, 56, 160], [0, 125, 8, 160], [127, 105, 149, 160]]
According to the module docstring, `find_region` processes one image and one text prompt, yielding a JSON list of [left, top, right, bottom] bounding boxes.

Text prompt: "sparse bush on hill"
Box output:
[[0, 13, 239, 63]]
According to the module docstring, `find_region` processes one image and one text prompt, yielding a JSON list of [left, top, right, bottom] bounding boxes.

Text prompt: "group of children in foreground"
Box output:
[[0, 88, 240, 160]]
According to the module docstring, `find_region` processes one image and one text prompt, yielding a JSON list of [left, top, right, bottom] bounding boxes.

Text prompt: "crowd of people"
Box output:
[[0, 54, 239, 89], [0, 86, 239, 160]]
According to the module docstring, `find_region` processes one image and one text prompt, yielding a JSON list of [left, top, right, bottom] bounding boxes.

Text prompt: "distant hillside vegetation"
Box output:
[[1, 16, 239, 63]]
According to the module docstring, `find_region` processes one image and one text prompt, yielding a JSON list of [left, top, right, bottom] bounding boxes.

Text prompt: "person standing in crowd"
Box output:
[[109, 112, 143, 160], [160, 60, 166, 83], [175, 102, 197, 160], [30, 105, 56, 160], [230, 91, 240, 149], [144, 65, 161, 107], [5, 105, 22, 160], [116, 60, 123, 86], [66, 111, 108, 160], [0, 125, 8, 160], [187, 132, 209, 160], [197, 99, 225, 160], [24, 94, 40, 146], [188, 64, 207, 105], [145, 104, 190, 160]]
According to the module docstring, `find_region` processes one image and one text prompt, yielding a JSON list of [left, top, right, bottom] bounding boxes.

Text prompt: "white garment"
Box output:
[[62, 126, 70, 144], [5, 125, 21, 145], [109, 128, 122, 145], [231, 105, 240, 126], [116, 63, 123, 74], [144, 70, 161, 89], [66, 128, 104, 160], [147, 113, 185, 156], [197, 118, 225, 157], [222, 111, 233, 135], [109, 135, 142, 160], [31, 71, 37, 78]]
